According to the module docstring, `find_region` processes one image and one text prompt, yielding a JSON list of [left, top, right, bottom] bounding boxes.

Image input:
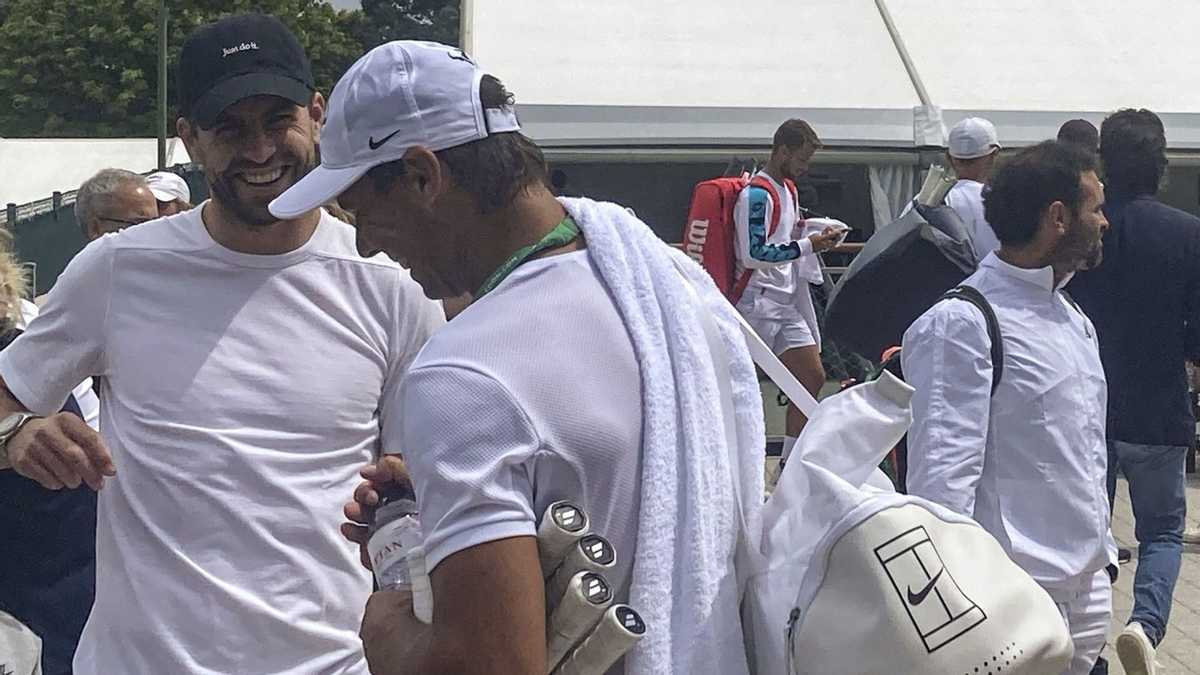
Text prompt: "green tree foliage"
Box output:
[[354, 0, 459, 50], [0, 0, 365, 137]]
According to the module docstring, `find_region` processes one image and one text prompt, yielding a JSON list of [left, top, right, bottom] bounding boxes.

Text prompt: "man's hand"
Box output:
[[7, 412, 114, 490], [342, 455, 413, 570], [360, 588, 434, 675], [808, 226, 843, 253]]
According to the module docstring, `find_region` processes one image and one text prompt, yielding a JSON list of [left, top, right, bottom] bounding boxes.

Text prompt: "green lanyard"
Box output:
[[474, 216, 581, 299]]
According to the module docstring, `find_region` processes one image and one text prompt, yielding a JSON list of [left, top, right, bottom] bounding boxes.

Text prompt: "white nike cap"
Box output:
[[145, 171, 191, 203], [269, 40, 520, 220], [948, 117, 1002, 160]]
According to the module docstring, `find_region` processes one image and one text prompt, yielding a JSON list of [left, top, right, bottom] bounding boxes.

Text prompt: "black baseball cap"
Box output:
[[177, 13, 315, 129]]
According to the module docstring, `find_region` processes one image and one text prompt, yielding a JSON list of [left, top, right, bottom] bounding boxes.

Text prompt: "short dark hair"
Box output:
[[1099, 108, 1167, 199], [773, 118, 822, 151], [983, 140, 1097, 247], [368, 75, 549, 213], [1057, 119, 1099, 153]]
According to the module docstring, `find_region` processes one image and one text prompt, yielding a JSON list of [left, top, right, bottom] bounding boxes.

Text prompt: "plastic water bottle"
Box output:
[[367, 493, 422, 590]]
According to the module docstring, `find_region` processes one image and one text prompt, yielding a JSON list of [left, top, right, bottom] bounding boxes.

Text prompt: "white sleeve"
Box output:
[[16, 299, 100, 429], [0, 239, 113, 416], [901, 303, 994, 517], [400, 364, 539, 573], [378, 270, 446, 457]]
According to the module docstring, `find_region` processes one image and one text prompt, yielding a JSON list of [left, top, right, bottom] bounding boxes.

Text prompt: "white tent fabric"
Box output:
[[0, 138, 191, 207], [868, 165, 916, 230], [465, 0, 1200, 150], [466, 0, 922, 148]]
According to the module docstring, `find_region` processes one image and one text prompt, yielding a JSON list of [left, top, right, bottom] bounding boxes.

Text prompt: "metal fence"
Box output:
[[6, 165, 207, 296]]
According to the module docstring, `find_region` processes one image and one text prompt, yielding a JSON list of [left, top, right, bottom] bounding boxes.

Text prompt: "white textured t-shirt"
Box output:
[[400, 250, 645, 607], [0, 206, 444, 674], [945, 179, 1000, 261]]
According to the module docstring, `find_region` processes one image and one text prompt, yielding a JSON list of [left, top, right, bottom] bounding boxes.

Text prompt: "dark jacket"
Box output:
[[0, 329, 94, 675], [1068, 194, 1200, 447]]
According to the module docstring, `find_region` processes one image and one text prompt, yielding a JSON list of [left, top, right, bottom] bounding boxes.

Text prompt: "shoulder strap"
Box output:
[[748, 176, 784, 236], [784, 178, 799, 208], [937, 285, 1004, 396]]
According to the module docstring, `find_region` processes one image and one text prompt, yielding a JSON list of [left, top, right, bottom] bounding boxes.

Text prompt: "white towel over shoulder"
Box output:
[[559, 197, 764, 675]]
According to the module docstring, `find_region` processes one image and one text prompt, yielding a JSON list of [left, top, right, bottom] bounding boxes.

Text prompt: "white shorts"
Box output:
[[736, 287, 817, 356], [1047, 568, 1112, 675]]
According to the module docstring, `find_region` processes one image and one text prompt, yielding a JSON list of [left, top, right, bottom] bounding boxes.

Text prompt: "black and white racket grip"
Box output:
[[538, 501, 590, 578], [551, 605, 646, 675], [545, 572, 612, 674], [545, 534, 616, 615]]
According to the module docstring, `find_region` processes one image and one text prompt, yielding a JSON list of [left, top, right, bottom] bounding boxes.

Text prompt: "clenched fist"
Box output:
[[7, 412, 114, 490]]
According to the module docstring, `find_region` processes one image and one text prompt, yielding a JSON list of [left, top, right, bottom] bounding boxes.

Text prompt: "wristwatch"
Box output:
[[0, 412, 37, 461]]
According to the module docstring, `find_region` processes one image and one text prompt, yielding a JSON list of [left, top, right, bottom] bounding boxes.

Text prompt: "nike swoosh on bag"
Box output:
[[906, 568, 944, 606], [368, 129, 403, 151]]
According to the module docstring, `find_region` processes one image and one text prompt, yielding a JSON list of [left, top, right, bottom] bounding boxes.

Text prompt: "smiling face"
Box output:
[[338, 150, 474, 301], [178, 93, 324, 228]]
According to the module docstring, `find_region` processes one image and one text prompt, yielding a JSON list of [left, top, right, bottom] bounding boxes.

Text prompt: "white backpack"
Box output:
[[680, 258, 1075, 675]]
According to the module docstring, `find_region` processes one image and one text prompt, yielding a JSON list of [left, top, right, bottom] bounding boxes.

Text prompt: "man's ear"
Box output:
[[1047, 200, 1069, 235], [309, 92, 327, 132], [177, 117, 204, 166], [400, 147, 445, 205], [83, 218, 103, 242]]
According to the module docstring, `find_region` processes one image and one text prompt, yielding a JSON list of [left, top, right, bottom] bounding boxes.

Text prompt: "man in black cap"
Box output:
[[0, 13, 442, 674]]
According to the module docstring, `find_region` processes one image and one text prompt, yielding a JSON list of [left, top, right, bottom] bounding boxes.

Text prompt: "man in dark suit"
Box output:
[[1069, 108, 1200, 675]]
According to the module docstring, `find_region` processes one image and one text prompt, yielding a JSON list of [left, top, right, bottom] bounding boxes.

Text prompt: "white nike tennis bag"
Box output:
[[736, 334, 1073, 675], [677, 258, 1073, 675]]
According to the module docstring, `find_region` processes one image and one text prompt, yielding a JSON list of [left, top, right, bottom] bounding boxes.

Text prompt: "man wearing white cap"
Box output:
[[144, 171, 193, 216], [274, 41, 763, 675], [946, 117, 1003, 260]]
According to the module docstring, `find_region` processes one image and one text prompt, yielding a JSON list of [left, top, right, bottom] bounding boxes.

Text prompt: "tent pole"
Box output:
[[874, 0, 932, 109], [157, 0, 168, 170]]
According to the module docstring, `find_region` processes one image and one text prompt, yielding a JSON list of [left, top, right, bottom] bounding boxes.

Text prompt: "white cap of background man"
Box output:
[[144, 172, 191, 204], [269, 40, 520, 219], [948, 117, 1002, 160]]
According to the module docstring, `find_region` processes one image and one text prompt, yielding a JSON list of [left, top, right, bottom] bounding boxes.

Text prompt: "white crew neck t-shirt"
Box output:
[[400, 250, 645, 613], [0, 206, 444, 674]]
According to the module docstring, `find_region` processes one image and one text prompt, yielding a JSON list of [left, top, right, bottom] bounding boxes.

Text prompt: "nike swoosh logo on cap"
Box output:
[[368, 128, 403, 151], [906, 568, 944, 606]]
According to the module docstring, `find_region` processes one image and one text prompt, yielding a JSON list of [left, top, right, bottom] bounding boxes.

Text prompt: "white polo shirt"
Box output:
[[400, 250, 645, 608]]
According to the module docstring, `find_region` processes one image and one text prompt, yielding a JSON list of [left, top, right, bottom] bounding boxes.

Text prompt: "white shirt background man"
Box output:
[[944, 117, 1002, 260]]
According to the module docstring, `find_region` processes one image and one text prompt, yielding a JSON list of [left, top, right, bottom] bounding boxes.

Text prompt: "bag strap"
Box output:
[[748, 177, 785, 237], [673, 257, 820, 418], [937, 285, 1003, 395]]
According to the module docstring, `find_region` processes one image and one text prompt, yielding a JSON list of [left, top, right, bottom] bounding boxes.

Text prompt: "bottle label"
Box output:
[[367, 516, 421, 588]]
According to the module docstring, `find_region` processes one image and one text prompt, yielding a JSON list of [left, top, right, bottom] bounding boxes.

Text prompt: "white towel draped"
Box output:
[[559, 197, 764, 675]]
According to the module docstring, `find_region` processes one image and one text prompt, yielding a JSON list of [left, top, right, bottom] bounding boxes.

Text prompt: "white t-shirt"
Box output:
[[18, 299, 99, 430], [400, 250, 644, 608], [0, 206, 444, 674], [945, 179, 1000, 261]]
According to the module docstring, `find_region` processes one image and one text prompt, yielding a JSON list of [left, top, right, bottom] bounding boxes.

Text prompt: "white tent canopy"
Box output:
[[0, 138, 191, 208], [464, 0, 1200, 151]]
